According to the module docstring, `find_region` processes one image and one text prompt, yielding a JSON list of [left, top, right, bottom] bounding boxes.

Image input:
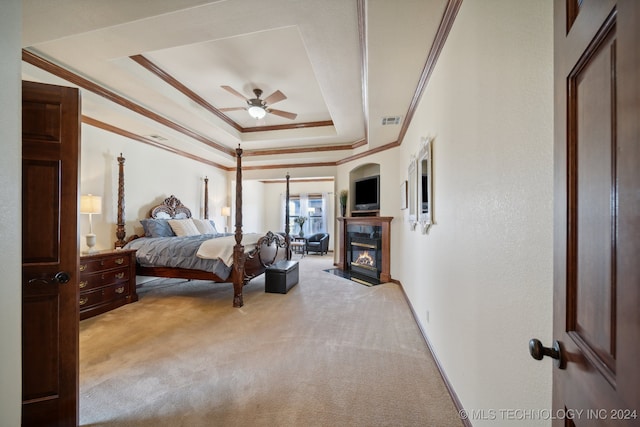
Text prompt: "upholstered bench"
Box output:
[[265, 260, 299, 294]]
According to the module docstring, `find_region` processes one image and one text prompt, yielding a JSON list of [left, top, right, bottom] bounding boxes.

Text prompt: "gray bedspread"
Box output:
[[123, 234, 232, 280]]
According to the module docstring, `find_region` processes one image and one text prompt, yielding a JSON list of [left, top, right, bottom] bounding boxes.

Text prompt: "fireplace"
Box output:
[[338, 216, 392, 284], [348, 234, 382, 285]]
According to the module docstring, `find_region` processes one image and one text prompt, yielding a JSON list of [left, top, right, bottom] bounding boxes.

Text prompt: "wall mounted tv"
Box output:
[[354, 175, 380, 211]]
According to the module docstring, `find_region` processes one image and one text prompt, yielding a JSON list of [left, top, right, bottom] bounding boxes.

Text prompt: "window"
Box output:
[[287, 194, 327, 236]]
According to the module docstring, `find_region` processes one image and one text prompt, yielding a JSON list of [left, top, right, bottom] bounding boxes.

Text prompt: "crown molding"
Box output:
[[396, 0, 463, 146], [22, 49, 236, 157], [82, 116, 231, 171], [130, 54, 242, 132]]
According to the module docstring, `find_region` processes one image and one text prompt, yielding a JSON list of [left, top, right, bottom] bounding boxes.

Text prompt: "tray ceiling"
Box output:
[[22, 0, 449, 169]]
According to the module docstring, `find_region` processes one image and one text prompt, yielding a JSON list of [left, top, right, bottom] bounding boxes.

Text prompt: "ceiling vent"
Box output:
[[145, 134, 168, 141], [381, 116, 401, 125]]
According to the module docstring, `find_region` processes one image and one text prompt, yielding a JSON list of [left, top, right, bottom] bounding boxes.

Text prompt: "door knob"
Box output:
[[28, 271, 71, 286], [53, 271, 71, 284], [529, 338, 564, 369]]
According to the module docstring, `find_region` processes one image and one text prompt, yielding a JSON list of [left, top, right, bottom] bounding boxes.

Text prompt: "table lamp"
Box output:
[[80, 194, 102, 253], [221, 206, 231, 233]]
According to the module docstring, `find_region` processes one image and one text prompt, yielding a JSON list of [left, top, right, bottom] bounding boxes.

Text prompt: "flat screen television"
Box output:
[[354, 175, 380, 211]]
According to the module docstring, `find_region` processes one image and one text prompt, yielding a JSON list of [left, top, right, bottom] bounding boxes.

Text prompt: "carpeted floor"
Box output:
[[79, 254, 462, 426]]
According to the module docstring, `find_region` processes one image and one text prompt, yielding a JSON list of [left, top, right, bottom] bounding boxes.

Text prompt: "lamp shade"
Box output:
[[221, 206, 231, 217], [80, 194, 102, 214]]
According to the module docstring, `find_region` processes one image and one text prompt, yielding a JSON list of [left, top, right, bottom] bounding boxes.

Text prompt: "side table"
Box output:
[[290, 236, 306, 257]]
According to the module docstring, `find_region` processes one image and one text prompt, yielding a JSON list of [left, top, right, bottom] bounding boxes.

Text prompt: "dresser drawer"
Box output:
[[79, 282, 129, 309], [79, 267, 130, 291], [79, 254, 131, 274], [79, 249, 138, 320]]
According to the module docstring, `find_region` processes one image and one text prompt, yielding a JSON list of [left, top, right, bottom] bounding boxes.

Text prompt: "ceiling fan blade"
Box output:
[[267, 108, 297, 120], [221, 85, 248, 101], [219, 107, 247, 112], [263, 90, 287, 105]]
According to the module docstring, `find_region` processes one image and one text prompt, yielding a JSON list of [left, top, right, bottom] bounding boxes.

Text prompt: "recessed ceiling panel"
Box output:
[[144, 25, 330, 127]]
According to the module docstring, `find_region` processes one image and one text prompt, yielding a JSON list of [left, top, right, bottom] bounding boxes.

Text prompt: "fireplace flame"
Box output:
[[354, 251, 375, 267]]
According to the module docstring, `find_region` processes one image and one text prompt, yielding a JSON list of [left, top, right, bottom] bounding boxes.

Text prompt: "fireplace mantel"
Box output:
[[337, 216, 393, 283]]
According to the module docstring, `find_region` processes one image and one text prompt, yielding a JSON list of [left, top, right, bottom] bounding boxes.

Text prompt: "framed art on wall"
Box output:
[[417, 136, 433, 233], [407, 156, 418, 230]]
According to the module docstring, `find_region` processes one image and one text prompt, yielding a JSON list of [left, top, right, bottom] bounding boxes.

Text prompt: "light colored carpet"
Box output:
[[80, 254, 462, 426]]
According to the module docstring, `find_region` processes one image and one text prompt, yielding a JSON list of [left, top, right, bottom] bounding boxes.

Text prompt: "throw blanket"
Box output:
[[196, 233, 261, 266]]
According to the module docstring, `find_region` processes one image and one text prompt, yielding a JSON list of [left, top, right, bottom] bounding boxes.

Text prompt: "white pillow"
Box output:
[[168, 218, 200, 236], [192, 218, 216, 234]]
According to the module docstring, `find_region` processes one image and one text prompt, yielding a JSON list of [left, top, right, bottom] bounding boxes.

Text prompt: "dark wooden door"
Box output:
[[546, 0, 640, 424], [22, 81, 80, 426]]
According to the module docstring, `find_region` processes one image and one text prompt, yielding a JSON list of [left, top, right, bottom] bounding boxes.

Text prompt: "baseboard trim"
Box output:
[[396, 280, 471, 427]]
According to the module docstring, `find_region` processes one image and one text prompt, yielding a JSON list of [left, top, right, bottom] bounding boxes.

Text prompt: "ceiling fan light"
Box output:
[[248, 106, 266, 119]]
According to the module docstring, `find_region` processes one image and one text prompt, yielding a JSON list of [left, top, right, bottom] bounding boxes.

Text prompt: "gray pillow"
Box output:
[[140, 219, 175, 238]]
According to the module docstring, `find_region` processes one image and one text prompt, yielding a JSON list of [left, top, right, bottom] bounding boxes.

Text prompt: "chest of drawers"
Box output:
[[79, 249, 138, 320]]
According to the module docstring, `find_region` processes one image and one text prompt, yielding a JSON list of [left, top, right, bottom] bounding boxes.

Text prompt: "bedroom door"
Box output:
[[22, 81, 80, 426], [534, 0, 640, 424]]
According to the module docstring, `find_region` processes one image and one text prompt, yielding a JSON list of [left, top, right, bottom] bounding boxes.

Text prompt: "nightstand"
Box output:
[[79, 249, 138, 320]]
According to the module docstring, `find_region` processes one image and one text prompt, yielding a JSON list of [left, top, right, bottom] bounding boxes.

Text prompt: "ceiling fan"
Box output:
[[219, 86, 298, 120]]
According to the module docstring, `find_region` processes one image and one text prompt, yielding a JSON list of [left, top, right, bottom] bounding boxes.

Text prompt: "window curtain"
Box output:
[[299, 193, 310, 236], [321, 192, 328, 233], [280, 192, 286, 234]]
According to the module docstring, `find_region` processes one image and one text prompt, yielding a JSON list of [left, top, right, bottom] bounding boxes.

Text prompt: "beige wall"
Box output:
[[80, 124, 229, 251], [0, 0, 22, 424], [338, 1, 554, 425], [81, 126, 338, 252], [403, 0, 554, 424]]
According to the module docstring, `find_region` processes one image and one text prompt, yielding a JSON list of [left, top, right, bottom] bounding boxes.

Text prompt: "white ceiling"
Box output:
[[22, 0, 447, 169]]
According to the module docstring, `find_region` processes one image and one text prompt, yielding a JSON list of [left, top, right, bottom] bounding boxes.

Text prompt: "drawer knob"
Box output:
[[79, 280, 88, 289], [79, 297, 88, 306], [115, 286, 125, 294], [115, 258, 124, 265], [115, 272, 125, 279], [79, 264, 87, 272]]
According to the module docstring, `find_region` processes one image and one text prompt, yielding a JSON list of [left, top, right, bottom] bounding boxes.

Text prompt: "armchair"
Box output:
[[305, 233, 329, 255]]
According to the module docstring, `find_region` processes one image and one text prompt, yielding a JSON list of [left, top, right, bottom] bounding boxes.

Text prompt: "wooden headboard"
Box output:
[[149, 195, 192, 219]]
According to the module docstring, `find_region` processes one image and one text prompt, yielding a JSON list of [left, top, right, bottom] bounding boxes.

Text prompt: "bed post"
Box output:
[[285, 173, 292, 260], [204, 176, 209, 219], [115, 153, 126, 248], [232, 145, 245, 307]]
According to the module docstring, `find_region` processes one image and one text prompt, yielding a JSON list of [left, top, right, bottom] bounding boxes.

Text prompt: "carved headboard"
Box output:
[[149, 195, 192, 219]]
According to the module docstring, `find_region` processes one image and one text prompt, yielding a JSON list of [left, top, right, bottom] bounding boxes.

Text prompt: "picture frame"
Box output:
[[417, 136, 433, 233], [407, 156, 418, 230], [400, 180, 408, 210]]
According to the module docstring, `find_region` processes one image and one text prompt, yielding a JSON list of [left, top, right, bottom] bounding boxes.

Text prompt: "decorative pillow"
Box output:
[[192, 218, 216, 234], [140, 219, 175, 238], [168, 218, 201, 237]]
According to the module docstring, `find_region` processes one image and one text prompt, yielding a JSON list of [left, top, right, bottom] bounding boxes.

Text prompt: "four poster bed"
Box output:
[[114, 148, 293, 307]]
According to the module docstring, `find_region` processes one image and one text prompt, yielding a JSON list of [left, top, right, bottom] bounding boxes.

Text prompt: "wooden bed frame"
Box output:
[[114, 147, 293, 307]]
